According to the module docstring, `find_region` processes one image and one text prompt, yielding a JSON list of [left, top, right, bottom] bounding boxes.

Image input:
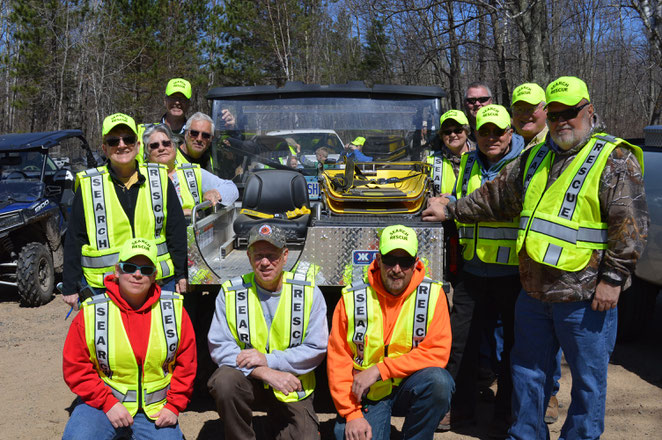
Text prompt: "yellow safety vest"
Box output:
[[222, 271, 316, 402], [77, 164, 173, 287], [176, 147, 214, 171], [426, 155, 457, 195], [342, 278, 442, 401], [517, 133, 644, 271], [174, 163, 203, 210], [455, 153, 520, 265], [82, 291, 183, 420]]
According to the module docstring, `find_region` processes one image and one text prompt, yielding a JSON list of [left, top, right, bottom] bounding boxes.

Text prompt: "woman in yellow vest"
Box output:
[[62, 238, 196, 440], [144, 124, 238, 215], [427, 109, 473, 196]]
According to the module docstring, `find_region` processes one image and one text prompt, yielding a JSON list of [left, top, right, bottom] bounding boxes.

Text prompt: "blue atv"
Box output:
[[0, 130, 97, 306]]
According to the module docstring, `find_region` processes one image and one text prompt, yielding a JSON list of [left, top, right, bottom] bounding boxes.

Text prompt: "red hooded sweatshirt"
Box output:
[[327, 260, 451, 421], [62, 275, 196, 415]]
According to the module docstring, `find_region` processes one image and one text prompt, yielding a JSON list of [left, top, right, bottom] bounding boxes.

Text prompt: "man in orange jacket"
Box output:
[[327, 224, 454, 440]]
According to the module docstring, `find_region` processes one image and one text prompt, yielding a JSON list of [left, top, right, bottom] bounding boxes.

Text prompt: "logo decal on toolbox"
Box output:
[[353, 250, 379, 265]]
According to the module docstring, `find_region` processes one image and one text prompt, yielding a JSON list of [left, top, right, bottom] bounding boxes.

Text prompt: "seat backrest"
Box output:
[[241, 170, 309, 214]]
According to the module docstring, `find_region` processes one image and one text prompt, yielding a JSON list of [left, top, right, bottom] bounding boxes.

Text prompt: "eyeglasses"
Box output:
[[465, 96, 491, 105], [547, 103, 590, 122], [380, 254, 417, 269], [118, 262, 157, 276], [477, 127, 509, 138], [104, 135, 137, 147], [442, 128, 464, 136], [249, 251, 282, 263], [188, 129, 212, 140], [148, 140, 173, 150]]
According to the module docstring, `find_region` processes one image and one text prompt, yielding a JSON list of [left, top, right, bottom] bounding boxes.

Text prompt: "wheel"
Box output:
[[617, 276, 660, 342], [17, 242, 55, 307]]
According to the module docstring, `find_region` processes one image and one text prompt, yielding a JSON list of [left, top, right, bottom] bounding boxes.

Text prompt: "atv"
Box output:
[[185, 82, 451, 295], [0, 130, 96, 306]]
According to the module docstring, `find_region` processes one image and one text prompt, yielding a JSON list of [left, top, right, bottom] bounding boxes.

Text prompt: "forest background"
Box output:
[[2, 0, 662, 143]]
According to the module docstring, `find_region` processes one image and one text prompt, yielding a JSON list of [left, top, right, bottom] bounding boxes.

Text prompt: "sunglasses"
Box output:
[[547, 103, 590, 122], [118, 262, 157, 276], [465, 96, 491, 105], [148, 140, 173, 150], [442, 128, 464, 136], [380, 254, 417, 269], [477, 127, 509, 138], [188, 129, 212, 140], [104, 135, 137, 147]]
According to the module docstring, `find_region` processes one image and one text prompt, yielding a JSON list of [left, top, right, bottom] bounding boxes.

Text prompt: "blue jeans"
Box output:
[[334, 367, 454, 440], [508, 291, 617, 440], [62, 401, 183, 440]]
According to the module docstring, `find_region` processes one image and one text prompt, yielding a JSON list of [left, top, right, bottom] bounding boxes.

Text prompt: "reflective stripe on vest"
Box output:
[[78, 164, 173, 286], [517, 134, 644, 271], [455, 153, 520, 265], [426, 155, 457, 195], [222, 272, 316, 402], [343, 278, 441, 401], [83, 291, 183, 419], [174, 163, 202, 210]]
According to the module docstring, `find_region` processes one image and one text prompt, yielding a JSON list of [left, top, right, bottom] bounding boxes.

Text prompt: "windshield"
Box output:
[[0, 181, 44, 203], [0, 151, 54, 178], [211, 95, 441, 178]]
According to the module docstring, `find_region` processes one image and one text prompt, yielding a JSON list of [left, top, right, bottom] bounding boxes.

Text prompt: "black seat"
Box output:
[[233, 170, 310, 241]]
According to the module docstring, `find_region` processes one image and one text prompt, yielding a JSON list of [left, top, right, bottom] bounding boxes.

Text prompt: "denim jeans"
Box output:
[[508, 291, 618, 440], [62, 400, 183, 440], [334, 367, 454, 440]]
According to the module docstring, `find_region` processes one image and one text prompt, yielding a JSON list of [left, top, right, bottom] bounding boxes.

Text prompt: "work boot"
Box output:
[[545, 395, 559, 424]]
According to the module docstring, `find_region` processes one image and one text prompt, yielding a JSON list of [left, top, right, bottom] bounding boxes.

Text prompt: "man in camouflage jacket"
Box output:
[[422, 76, 648, 439]]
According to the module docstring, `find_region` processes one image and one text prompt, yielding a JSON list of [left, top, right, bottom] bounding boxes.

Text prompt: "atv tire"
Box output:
[[17, 242, 55, 307]]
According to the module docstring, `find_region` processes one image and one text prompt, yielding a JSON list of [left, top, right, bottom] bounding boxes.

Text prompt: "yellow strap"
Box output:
[[240, 206, 311, 219]]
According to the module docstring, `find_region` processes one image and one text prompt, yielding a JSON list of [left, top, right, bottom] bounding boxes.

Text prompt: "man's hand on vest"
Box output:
[[345, 417, 372, 440], [106, 402, 133, 428], [176, 278, 187, 294], [237, 348, 267, 369], [592, 281, 620, 312], [154, 407, 178, 427], [351, 365, 382, 401], [251, 367, 302, 395]]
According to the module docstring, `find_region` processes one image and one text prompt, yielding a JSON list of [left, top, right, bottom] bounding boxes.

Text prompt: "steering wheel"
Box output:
[[23, 165, 40, 171], [5, 171, 29, 180]]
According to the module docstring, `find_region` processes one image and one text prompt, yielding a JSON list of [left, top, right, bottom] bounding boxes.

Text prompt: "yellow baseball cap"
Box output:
[[102, 113, 138, 137], [440, 109, 469, 127], [476, 105, 511, 131], [118, 237, 158, 266], [379, 225, 418, 257], [512, 83, 546, 106], [165, 78, 192, 100], [351, 136, 366, 146], [545, 76, 590, 107]]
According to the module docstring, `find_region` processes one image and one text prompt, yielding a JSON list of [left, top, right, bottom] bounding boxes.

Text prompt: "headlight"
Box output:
[[0, 211, 23, 233]]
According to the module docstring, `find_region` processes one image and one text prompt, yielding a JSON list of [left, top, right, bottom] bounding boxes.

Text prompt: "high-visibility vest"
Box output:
[[222, 271, 316, 402], [426, 154, 457, 195], [173, 163, 202, 210], [82, 291, 183, 420], [342, 278, 442, 401], [455, 153, 520, 265], [176, 147, 214, 171], [77, 164, 173, 287], [517, 133, 644, 271]]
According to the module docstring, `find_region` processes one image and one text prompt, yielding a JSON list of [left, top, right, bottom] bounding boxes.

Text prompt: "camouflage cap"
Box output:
[[248, 223, 287, 249]]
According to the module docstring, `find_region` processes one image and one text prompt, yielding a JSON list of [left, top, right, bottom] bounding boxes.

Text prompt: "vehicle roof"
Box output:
[[0, 130, 86, 151], [207, 81, 447, 100], [267, 129, 340, 135]]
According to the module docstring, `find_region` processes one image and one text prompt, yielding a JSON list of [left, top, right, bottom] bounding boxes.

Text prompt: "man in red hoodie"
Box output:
[[327, 224, 454, 440], [62, 237, 196, 439]]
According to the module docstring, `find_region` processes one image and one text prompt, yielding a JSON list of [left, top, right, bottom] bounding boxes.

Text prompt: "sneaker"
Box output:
[[545, 395, 559, 424], [435, 411, 475, 432], [436, 413, 451, 432]]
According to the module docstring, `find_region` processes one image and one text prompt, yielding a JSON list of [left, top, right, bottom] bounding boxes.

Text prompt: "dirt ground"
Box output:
[[1, 285, 661, 440]]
